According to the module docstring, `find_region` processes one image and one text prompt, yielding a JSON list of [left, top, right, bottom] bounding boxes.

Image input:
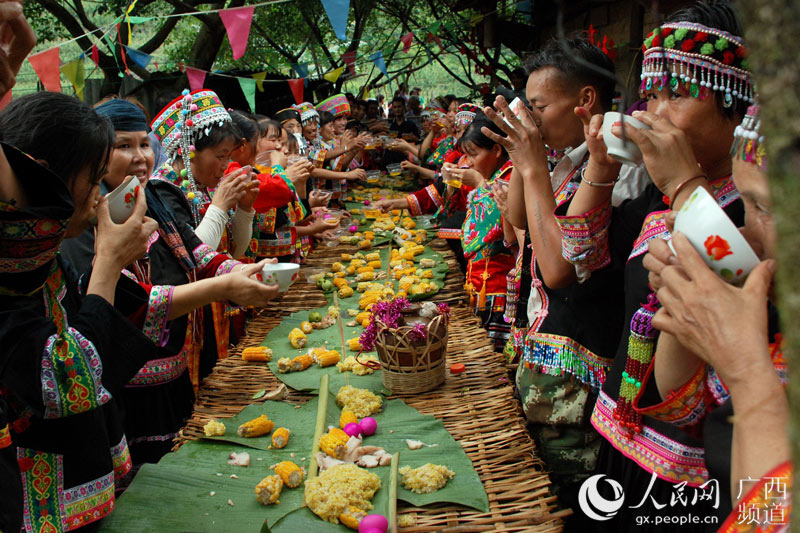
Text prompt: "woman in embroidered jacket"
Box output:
[[642, 106, 791, 528], [0, 93, 158, 533], [60, 99, 281, 469], [556, 2, 753, 529]]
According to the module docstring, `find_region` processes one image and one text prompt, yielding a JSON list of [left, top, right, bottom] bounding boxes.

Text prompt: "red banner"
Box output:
[[28, 48, 61, 92], [287, 78, 304, 105]]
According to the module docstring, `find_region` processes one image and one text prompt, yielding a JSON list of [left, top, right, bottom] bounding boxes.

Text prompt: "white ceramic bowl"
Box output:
[[106, 176, 141, 223], [672, 186, 760, 284], [602, 111, 651, 167], [260, 262, 300, 292]]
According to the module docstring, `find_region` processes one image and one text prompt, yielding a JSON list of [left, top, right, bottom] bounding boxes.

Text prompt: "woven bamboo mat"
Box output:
[[177, 239, 568, 532]]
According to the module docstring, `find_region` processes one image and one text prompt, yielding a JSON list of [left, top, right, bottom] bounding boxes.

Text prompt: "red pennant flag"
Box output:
[[28, 48, 61, 92], [287, 78, 304, 105], [91, 44, 100, 68], [186, 67, 207, 92], [400, 32, 414, 53], [219, 6, 255, 60], [342, 50, 356, 76], [0, 90, 11, 111]]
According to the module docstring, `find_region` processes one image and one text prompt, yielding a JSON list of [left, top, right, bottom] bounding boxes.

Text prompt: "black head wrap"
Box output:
[[95, 99, 148, 132], [275, 107, 301, 125]]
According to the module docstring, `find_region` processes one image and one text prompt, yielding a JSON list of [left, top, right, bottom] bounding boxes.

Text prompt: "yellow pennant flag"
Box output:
[[251, 71, 267, 92], [324, 66, 345, 83], [60, 58, 85, 100]]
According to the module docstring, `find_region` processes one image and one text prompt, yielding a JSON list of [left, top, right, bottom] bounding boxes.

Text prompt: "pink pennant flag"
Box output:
[[219, 6, 255, 60], [342, 50, 356, 76], [0, 90, 11, 111], [91, 44, 100, 68], [400, 32, 414, 53], [185, 67, 206, 92], [287, 78, 304, 105], [28, 48, 62, 92]]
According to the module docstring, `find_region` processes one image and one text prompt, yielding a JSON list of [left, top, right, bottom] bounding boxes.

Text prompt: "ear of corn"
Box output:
[[316, 350, 341, 367], [255, 475, 283, 505], [274, 460, 303, 488], [237, 414, 274, 437], [338, 285, 354, 298], [345, 265, 357, 275], [355, 272, 375, 282], [350, 258, 365, 268], [277, 357, 292, 373], [340, 409, 359, 429], [367, 260, 382, 269], [331, 262, 343, 272], [319, 430, 348, 459], [333, 277, 349, 288], [347, 337, 363, 352], [357, 240, 372, 250], [340, 253, 352, 261], [288, 328, 307, 349], [291, 354, 313, 371], [356, 265, 374, 274], [271, 427, 290, 449], [338, 506, 366, 530], [241, 346, 273, 362], [300, 321, 314, 334]]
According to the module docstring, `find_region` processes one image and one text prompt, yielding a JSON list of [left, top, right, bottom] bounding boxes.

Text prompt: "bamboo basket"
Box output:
[[373, 312, 448, 393]]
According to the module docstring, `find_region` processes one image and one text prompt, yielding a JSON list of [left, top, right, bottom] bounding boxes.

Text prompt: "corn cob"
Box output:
[[300, 321, 314, 334], [356, 282, 372, 293], [402, 217, 416, 230], [392, 216, 400, 224], [291, 354, 313, 371], [421, 270, 433, 279], [364, 231, 375, 239], [333, 271, 346, 278], [356, 265, 374, 274], [319, 430, 348, 459], [316, 350, 341, 367], [350, 258, 365, 268], [277, 357, 292, 373], [340, 409, 359, 429], [274, 460, 304, 488], [390, 209, 401, 216], [331, 262, 343, 272], [338, 285, 354, 298], [339, 506, 367, 530], [367, 261, 382, 269], [345, 265, 357, 275], [340, 253, 352, 261], [254, 475, 283, 505], [237, 414, 274, 437], [241, 346, 273, 362], [419, 258, 435, 269], [347, 337, 363, 351], [355, 312, 370, 324], [327, 306, 340, 318], [271, 427, 290, 448], [355, 271, 375, 282], [357, 239, 372, 250], [364, 252, 380, 262], [288, 328, 307, 349], [329, 427, 349, 442], [333, 277, 349, 288]]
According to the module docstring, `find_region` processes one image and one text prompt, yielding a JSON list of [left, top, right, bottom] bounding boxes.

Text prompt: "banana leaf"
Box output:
[[100, 397, 487, 532]]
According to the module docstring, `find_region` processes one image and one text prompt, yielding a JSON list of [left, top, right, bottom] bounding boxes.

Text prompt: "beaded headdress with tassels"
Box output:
[[732, 104, 766, 169], [640, 22, 755, 107], [151, 89, 232, 223], [455, 103, 481, 127]]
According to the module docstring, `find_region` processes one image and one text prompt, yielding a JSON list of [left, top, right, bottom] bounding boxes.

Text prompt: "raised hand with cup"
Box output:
[[212, 165, 252, 211]]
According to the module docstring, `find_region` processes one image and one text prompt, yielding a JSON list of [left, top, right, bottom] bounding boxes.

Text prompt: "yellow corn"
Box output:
[[333, 277, 349, 288], [356, 265, 374, 274], [402, 217, 416, 230], [329, 427, 349, 442], [401, 251, 415, 261], [365, 252, 380, 262], [350, 258, 365, 267], [390, 209, 401, 216], [289, 328, 307, 349], [291, 354, 313, 371], [341, 253, 352, 261], [333, 271, 346, 278], [241, 346, 272, 362], [339, 506, 367, 530], [347, 337, 363, 351], [300, 321, 313, 334], [277, 357, 292, 373], [255, 475, 283, 505], [357, 239, 372, 250], [345, 265, 356, 275], [355, 312, 370, 324], [316, 350, 341, 367], [355, 272, 375, 282], [367, 260, 382, 269], [340, 409, 358, 429], [271, 427, 290, 448], [331, 262, 343, 272], [274, 460, 303, 488], [237, 414, 274, 438], [338, 285, 354, 298], [421, 270, 434, 279], [363, 231, 375, 241], [319, 430, 347, 459]]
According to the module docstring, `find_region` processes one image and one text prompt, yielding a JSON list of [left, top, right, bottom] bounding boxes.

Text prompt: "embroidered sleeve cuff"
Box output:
[[556, 202, 612, 270], [215, 258, 240, 277], [426, 184, 444, 209], [142, 285, 173, 346], [192, 243, 218, 271], [634, 362, 709, 427], [406, 194, 422, 216]]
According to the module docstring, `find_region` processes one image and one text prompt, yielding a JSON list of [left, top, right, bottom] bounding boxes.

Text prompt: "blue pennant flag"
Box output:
[[123, 45, 152, 69], [292, 63, 309, 78], [320, 0, 350, 41], [370, 51, 388, 78]]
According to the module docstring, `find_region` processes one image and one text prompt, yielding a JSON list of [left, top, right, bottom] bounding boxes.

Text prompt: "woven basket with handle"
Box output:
[[373, 313, 447, 394]]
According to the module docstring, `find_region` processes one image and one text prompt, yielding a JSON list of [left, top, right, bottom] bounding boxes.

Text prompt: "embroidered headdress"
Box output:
[[455, 103, 481, 127], [316, 94, 350, 118], [732, 104, 766, 169], [640, 21, 755, 107], [275, 107, 301, 125], [150, 89, 231, 217], [293, 102, 319, 126]]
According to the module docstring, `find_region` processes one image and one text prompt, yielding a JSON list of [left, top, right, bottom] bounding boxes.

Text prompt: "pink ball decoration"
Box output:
[[175, 132, 182, 139], [343, 422, 362, 437], [189, 145, 196, 152], [358, 514, 388, 533], [190, 104, 199, 111], [364, 199, 371, 206], [349, 224, 358, 233], [359, 417, 377, 436]]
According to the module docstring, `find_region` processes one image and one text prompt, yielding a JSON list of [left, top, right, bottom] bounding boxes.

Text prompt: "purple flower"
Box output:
[[408, 323, 427, 341], [437, 302, 450, 316]]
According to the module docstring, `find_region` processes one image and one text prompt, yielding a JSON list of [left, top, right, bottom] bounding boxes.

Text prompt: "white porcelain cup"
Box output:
[[602, 111, 651, 167], [671, 186, 760, 284], [260, 262, 300, 292], [105, 176, 141, 223]]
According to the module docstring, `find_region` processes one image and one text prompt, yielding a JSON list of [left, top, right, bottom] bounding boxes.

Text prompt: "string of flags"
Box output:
[[13, 0, 533, 111]]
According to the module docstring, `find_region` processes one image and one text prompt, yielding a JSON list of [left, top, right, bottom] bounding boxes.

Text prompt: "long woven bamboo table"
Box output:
[[177, 238, 568, 531]]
